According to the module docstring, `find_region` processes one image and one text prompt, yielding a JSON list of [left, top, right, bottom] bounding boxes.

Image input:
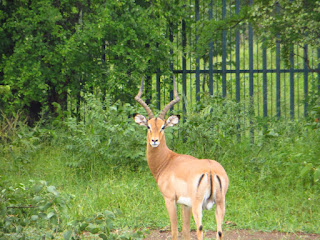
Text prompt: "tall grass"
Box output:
[[1, 94, 319, 239]]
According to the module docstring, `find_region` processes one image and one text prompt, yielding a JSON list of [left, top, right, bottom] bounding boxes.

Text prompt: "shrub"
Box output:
[[62, 94, 146, 171]]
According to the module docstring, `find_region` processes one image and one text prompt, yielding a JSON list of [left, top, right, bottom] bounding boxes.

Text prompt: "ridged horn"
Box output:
[[134, 76, 155, 119], [158, 74, 180, 120]]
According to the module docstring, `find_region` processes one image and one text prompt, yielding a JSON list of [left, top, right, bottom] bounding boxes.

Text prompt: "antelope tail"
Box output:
[[209, 172, 223, 202]]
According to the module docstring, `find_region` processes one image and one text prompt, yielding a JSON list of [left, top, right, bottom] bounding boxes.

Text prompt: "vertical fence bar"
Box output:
[[311, 49, 316, 100], [276, 42, 281, 118], [256, 39, 260, 116], [215, 2, 219, 96], [263, 46, 268, 117], [189, 10, 193, 109], [195, 0, 200, 102], [248, 0, 254, 140], [156, 69, 161, 111], [249, 2, 253, 100], [169, 22, 174, 105], [270, 50, 273, 116], [229, 0, 232, 99], [276, 3, 281, 118], [290, 46, 295, 119], [222, 0, 227, 97], [189, 0, 193, 108], [304, 44, 309, 117], [145, 75, 152, 105], [248, 34, 254, 111], [318, 48, 320, 97], [235, 0, 240, 102], [235, 0, 241, 140], [76, 76, 82, 122], [209, 0, 213, 95], [182, 19, 187, 116], [296, 46, 300, 118]]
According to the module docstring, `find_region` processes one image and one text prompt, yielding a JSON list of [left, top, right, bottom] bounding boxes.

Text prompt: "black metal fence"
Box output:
[[152, 0, 320, 120]]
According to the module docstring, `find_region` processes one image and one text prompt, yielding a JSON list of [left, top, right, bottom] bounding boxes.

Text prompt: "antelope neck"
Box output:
[[146, 137, 173, 182]]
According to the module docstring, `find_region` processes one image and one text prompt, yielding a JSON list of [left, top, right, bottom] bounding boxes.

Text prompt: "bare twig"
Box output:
[[7, 205, 37, 209]]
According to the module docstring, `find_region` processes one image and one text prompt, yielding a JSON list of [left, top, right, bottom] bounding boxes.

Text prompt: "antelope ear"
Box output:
[[165, 115, 180, 127], [134, 113, 148, 127]]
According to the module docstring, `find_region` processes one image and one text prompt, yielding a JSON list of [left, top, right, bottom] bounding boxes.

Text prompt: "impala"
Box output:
[[133, 75, 229, 240]]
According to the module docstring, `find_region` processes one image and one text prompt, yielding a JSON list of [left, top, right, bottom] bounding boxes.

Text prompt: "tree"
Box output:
[[249, 0, 320, 69], [198, 0, 320, 71], [0, 0, 189, 122]]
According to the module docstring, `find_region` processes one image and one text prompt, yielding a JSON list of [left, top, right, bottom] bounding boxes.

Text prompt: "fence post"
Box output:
[[235, 0, 240, 103], [248, 0, 254, 141], [169, 21, 174, 110], [318, 48, 320, 97], [263, 47, 268, 117], [276, 43, 281, 118], [145, 74, 152, 105], [222, 0, 227, 98], [304, 44, 309, 117], [157, 68, 161, 111], [182, 19, 187, 116], [195, 0, 200, 102], [249, 2, 254, 101], [209, 0, 213, 96], [290, 46, 295, 119], [276, 2, 281, 119]]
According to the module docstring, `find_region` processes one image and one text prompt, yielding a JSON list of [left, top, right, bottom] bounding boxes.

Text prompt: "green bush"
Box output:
[[61, 94, 146, 171], [0, 180, 70, 239], [0, 180, 146, 240]]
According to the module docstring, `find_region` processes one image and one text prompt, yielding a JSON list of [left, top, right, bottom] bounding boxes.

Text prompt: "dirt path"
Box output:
[[144, 230, 320, 240]]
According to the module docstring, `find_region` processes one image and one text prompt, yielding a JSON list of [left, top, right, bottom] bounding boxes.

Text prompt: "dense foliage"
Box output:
[[0, 0, 189, 121], [0, 180, 146, 239], [1, 0, 319, 122]]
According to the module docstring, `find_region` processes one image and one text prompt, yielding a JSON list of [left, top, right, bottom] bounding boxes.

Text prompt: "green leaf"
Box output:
[[47, 186, 59, 196], [80, 222, 89, 231], [39, 202, 53, 211], [300, 163, 313, 178], [31, 215, 39, 221], [104, 210, 115, 219], [33, 195, 42, 203], [99, 233, 108, 240], [33, 184, 43, 193], [63, 230, 73, 240], [38, 212, 47, 219], [87, 223, 100, 234], [314, 168, 320, 183], [16, 225, 23, 233], [47, 212, 55, 219]]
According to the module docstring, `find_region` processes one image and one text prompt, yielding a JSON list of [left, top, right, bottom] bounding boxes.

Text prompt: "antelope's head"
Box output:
[[134, 75, 180, 148]]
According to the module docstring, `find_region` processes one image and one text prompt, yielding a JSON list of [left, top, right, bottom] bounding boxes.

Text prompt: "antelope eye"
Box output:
[[160, 125, 165, 131]]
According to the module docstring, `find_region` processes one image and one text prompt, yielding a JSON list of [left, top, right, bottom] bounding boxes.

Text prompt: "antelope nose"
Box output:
[[150, 138, 160, 148]]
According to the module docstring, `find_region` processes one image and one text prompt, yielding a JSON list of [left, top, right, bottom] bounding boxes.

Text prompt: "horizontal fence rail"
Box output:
[[150, 0, 320, 121]]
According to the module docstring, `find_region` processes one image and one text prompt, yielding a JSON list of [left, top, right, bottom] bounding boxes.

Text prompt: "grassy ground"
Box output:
[[1, 100, 320, 239]]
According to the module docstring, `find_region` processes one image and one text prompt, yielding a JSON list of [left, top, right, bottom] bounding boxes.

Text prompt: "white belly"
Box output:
[[177, 197, 192, 207]]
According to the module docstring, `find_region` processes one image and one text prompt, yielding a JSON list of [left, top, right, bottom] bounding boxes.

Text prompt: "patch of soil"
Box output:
[[144, 229, 320, 240]]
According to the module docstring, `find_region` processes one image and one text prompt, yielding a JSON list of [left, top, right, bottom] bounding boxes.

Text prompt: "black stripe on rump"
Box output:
[[197, 174, 205, 189], [216, 175, 222, 192], [208, 173, 213, 199]]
